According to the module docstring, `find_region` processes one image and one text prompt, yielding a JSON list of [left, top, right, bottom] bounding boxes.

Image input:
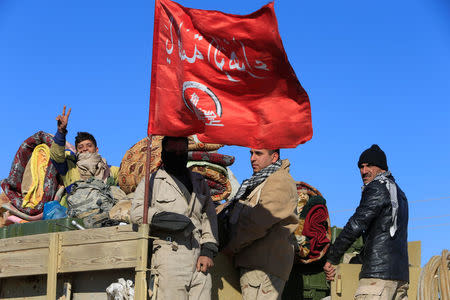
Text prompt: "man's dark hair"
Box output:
[[75, 132, 97, 149], [269, 149, 280, 158], [161, 136, 188, 150]]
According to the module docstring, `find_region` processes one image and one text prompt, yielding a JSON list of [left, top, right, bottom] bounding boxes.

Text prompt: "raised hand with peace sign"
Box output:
[[56, 106, 72, 133]]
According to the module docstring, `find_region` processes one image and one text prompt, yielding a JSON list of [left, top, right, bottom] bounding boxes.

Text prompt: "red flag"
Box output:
[[148, 0, 312, 149]]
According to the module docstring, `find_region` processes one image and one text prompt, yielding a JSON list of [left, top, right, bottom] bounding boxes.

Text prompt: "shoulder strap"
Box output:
[[148, 171, 158, 208]]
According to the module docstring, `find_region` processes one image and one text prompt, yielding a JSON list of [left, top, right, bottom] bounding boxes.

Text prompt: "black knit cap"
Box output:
[[357, 144, 388, 170]]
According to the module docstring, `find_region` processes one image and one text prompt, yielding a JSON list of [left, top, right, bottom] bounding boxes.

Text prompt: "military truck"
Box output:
[[0, 221, 424, 300]]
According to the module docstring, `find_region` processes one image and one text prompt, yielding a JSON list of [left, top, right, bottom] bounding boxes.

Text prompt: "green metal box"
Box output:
[[0, 218, 84, 239]]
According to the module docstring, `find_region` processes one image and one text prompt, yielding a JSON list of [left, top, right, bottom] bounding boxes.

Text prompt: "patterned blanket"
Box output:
[[206, 179, 226, 194], [1, 131, 59, 215], [189, 166, 232, 202], [187, 161, 227, 176], [118, 136, 163, 194], [294, 182, 331, 264]]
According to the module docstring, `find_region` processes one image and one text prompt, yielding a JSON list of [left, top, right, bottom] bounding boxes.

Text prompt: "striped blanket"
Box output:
[[188, 151, 235, 167]]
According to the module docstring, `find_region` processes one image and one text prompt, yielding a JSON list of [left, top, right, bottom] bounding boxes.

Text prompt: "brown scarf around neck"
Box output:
[[76, 152, 110, 181]]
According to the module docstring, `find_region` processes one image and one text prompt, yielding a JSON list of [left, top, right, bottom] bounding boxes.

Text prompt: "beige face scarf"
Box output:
[[76, 152, 109, 181]]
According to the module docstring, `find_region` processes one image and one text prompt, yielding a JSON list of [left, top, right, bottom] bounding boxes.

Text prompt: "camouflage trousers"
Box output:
[[239, 268, 286, 300], [355, 278, 409, 300]]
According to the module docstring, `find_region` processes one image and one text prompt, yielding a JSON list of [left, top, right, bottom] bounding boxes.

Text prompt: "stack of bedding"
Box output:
[[187, 149, 235, 202]]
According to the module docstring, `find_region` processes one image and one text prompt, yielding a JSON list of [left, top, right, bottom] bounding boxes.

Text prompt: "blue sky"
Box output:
[[1, 0, 449, 266]]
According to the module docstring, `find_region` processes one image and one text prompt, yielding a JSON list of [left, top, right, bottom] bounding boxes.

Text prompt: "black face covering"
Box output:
[[161, 150, 188, 175]]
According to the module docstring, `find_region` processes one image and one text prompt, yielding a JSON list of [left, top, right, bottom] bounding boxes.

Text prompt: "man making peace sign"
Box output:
[[50, 106, 119, 198]]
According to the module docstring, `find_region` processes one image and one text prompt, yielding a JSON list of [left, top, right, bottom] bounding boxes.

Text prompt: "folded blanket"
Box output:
[[210, 188, 223, 196], [189, 166, 228, 186], [212, 180, 231, 202], [299, 203, 331, 263], [189, 166, 232, 201], [187, 161, 227, 176], [22, 144, 51, 209], [118, 136, 163, 194], [188, 151, 235, 167], [206, 179, 226, 194], [294, 183, 331, 264], [0, 131, 59, 215]]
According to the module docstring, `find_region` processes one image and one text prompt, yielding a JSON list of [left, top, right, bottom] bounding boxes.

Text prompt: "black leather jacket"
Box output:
[[327, 175, 409, 282]]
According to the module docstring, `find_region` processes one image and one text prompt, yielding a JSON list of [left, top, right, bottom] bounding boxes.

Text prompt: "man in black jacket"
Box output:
[[324, 144, 409, 299]]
